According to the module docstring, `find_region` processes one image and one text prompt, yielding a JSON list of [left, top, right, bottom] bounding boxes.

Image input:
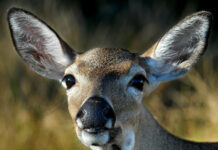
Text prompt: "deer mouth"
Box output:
[[84, 127, 106, 134], [76, 126, 121, 147]]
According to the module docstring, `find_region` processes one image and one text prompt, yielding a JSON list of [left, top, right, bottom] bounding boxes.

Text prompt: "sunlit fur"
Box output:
[[8, 7, 216, 150]]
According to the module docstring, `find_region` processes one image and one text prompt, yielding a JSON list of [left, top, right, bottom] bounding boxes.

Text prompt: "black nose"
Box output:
[[76, 96, 116, 129]]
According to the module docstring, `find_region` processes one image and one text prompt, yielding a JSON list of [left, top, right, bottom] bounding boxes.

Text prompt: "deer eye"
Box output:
[[129, 74, 148, 91], [62, 74, 76, 89]]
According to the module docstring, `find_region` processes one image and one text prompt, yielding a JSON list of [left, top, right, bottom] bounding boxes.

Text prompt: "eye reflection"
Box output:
[[62, 74, 76, 89], [129, 74, 148, 91]]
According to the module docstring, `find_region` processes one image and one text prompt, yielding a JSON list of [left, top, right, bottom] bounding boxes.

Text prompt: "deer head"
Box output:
[[8, 8, 212, 150]]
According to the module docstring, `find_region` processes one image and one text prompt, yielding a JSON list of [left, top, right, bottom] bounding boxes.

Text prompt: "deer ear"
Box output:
[[7, 8, 77, 80], [140, 11, 212, 82]]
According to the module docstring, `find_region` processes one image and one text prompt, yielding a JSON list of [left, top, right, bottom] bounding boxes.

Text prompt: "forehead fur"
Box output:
[[74, 48, 137, 77]]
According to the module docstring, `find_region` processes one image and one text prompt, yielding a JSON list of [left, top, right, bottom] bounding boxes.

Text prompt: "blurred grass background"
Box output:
[[0, 0, 218, 149]]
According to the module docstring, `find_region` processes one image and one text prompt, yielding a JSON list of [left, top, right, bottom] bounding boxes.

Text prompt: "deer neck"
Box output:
[[134, 105, 171, 150]]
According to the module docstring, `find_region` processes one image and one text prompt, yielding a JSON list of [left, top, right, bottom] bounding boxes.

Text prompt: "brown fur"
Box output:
[[8, 8, 216, 150], [75, 48, 137, 77], [66, 47, 218, 150]]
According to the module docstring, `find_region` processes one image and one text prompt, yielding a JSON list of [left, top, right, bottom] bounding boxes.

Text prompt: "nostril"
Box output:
[[103, 107, 115, 120], [103, 107, 116, 129], [77, 109, 85, 119], [76, 97, 116, 129]]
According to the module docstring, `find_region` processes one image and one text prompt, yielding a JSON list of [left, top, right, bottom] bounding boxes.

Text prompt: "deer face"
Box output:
[[63, 48, 149, 148], [8, 7, 211, 150]]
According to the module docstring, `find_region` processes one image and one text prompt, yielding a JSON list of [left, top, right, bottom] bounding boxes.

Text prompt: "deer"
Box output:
[[7, 7, 217, 150]]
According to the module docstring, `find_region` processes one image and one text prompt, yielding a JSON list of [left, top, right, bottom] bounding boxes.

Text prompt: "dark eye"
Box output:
[[129, 74, 148, 91], [62, 74, 76, 89]]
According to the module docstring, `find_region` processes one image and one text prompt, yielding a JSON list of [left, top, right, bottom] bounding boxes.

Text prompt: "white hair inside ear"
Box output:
[[141, 11, 212, 82], [8, 8, 77, 80]]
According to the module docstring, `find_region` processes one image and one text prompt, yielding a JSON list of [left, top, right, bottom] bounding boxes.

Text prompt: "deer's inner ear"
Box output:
[[140, 11, 212, 82], [7, 7, 77, 80]]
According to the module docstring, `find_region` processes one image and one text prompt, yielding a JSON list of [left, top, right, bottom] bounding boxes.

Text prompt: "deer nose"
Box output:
[[76, 96, 116, 130]]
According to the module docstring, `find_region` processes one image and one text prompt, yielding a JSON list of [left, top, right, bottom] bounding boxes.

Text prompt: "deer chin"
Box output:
[[80, 129, 110, 146], [76, 126, 121, 148]]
